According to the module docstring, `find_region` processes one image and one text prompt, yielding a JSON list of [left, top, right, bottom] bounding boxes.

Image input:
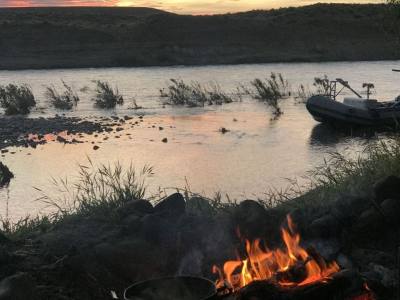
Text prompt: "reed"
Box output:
[[0, 84, 36, 115], [44, 80, 79, 110], [92, 80, 124, 109]]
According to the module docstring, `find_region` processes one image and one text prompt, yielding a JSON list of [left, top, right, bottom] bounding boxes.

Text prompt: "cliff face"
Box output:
[[0, 4, 398, 70]]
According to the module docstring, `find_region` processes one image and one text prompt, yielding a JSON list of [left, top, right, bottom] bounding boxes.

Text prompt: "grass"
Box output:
[[0, 160, 153, 239], [313, 75, 330, 96], [92, 80, 124, 109], [246, 73, 290, 118], [44, 80, 79, 110], [160, 79, 234, 107], [3, 138, 400, 239], [0, 84, 36, 115]]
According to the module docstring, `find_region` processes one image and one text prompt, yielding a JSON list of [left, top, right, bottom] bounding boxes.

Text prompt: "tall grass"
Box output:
[[44, 80, 79, 110], [160, 79, 234, 107], [247, 73, 290, 118], [92, 80, 124, 109], [0, 84, 36, 115], [0, 161, 153, 239], [313, 75, 330, 96]]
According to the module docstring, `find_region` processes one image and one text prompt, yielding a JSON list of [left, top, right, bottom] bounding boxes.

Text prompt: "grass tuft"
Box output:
[[92, 80, 124, 109], [160, 79, 234, 107], [45, 80, 79, 110], [0, 84, 36, 115]]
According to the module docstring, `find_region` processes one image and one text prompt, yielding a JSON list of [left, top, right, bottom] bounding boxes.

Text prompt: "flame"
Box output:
[[351, 283, 376, 300], [213, 215, 340, 291]]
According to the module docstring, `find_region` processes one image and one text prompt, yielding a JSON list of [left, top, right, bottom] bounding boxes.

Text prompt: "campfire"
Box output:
[[211, 215, 376, 300]]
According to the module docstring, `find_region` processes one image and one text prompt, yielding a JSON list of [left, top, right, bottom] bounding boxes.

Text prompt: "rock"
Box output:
[[219, 127, 229, 134], [159, 126, 164, 130], [117, 199, 154, 218], [140, 214, 178, 247], [374, 175, 400, 203], [234, 200, 268, 239], [353, 208, 382, 234], [368, 263, 397, 288], [380, 198, 400, 225], [162, 138, 168, 143], [186, 197, 213, 216], [154, 193, 185, 218], [93, 145, 100, 150], [308, 214, 342, 238], [122, 215, 142, 233], [0, 273, 37, 300]]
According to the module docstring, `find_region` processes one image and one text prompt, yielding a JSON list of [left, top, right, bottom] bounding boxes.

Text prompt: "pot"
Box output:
[[124, 276, 218, 300]]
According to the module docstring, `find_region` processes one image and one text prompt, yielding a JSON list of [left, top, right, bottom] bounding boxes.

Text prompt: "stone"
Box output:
[[117, 199, 154, 218], [374, 175, 400, 203], [234, 200, 268, 239], [353, 208, 382, 234], [308, 214, 342, 238], [380, 198, 400, 225], [0, 273, 37, 300], [162, 138, 168, 143], [186, 197, 213, 216], [154, 193, 185, 218]]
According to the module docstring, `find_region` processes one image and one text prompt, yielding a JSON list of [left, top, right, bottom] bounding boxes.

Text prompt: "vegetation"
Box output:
[[313, 75, 330, 95], [0, 84, 36, 115], [160, 79, 234, 107], [0, 5, 398, 70], [3, 138, 400, 238], [92, 80, 123, 109], [44, 80, 79, 110], [247, 73, 290, 118], [0, 162, 14, 187], [1, 161, 153, 238]]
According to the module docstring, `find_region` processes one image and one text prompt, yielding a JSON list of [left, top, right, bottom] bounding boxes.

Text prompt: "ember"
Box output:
[[213, 215, 340, 291]]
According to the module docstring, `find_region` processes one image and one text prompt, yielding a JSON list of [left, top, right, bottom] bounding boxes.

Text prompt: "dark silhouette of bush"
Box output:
[[92, 80, 123, 109], [0, 84, 36, 115]]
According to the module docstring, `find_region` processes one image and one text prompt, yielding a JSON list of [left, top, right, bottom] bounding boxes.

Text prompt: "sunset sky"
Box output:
[[0, 0, 382, 14]]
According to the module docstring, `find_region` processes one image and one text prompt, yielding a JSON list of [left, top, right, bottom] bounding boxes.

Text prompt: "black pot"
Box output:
[[124, 276, 217, 300]]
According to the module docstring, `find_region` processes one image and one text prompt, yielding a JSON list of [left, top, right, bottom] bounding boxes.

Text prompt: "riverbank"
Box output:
[[0, 139, 400, 299], [0, 4, 398, 70]]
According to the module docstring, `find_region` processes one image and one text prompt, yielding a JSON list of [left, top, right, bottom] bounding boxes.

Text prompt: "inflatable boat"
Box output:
[[306, 77, 400, 127]]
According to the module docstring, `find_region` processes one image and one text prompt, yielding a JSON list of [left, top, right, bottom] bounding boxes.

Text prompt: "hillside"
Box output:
[[0, 4, 398, 70]]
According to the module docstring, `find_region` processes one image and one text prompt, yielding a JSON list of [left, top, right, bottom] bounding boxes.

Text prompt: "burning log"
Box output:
[[233, 270, 368, 300]]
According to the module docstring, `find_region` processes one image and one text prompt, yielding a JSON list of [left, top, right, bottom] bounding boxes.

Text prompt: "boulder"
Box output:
[[374, 175, 400, 203], [186, 197, 213, 216], [234, 200, 268, 239], [380, 198, 400, 225], [140, 214, 178, 247], [117, 199, 154, 218], [154, 193, 186, 218], [308, 214, 342, 238], [0, 273, 37, 300]]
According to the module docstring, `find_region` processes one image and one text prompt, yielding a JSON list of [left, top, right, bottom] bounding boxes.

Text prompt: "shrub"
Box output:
[[248, 73, 290, 118], [44, 80, 79, 110], [92, 80, 123, 109], [0, 84, 36, 115], [0, 162, 14, 187], [313, 75, 330, 95], [160, 79, 233, 107]]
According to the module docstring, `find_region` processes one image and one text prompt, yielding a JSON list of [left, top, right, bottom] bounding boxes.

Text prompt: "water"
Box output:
[[0, 60, 399, 219]]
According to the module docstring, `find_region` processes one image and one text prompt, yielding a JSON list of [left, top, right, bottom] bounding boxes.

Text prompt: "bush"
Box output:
[[45, 80, 79, 110], [92, 80, 123, 109], [160, 79, 233, 107], [248, 73, 290, 118], [0, 84, 36, 115], [0, 162, 14, 187], [313, 75, 330, 95]]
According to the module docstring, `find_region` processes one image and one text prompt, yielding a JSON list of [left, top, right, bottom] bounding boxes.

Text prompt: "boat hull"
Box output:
[[306, 95, 400, 127]]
